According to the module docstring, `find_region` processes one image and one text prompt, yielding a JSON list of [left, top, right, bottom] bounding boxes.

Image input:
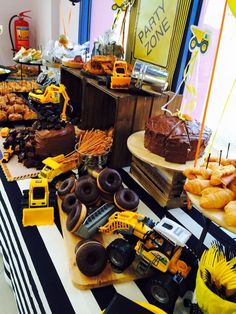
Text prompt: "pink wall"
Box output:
[[89, 0, 115, 51], [181, 0, 226, 121]]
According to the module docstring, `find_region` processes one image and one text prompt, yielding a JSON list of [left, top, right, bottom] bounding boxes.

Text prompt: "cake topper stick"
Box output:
[[206, 153, 211, 169], [194, 0, 228, 167], [226, 143, 230, 159], [219, 150, 222, 166]]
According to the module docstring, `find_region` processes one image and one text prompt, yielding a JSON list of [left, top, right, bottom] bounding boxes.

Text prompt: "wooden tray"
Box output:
[[187, 192, 236, 234], [127, 131, 208, 172], [0, 137, 39, 181], [58, 198, 144, 290]]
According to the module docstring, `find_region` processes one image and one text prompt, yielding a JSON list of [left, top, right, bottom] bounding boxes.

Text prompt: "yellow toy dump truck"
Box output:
[[190, 26, 210, 54], [75, 209, 197, 312], [22, 178, 54, 227], [106, 60, 131, 89], [28, 83, 70, 121], [38, 152, 80, 184]]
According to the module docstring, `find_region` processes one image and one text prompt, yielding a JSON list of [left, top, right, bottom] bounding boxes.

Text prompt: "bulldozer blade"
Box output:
[[22, 207, 54, 227]]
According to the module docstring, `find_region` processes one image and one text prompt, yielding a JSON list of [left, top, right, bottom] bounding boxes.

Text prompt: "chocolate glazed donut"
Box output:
[[62, 193, 79, 214], [74, 177, 101, 207], [114, 188, 139, 211], [66, 203, 87, 233], [58, 177, 76, 200], [75, 240, 107, 276], [97, 168, 122, 193]]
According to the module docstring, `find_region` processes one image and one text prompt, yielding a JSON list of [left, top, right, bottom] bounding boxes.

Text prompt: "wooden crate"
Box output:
[[130, 156, 186, 209], [61, 67, 182, 168]]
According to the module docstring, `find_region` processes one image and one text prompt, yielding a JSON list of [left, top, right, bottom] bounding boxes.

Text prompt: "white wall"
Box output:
[[0, 0, 78, 65], [0, 0, 37, 64]]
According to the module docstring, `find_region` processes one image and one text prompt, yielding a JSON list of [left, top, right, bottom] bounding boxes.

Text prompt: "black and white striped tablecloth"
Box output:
[[0, 167, 235, 314]]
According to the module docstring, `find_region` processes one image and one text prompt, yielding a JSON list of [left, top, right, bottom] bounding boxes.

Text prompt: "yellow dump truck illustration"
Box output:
[[190, 25, 210, 54]]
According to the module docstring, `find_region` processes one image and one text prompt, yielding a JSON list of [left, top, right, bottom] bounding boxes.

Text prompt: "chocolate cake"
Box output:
[[3, 122, 76, 168], [34, 124, 76, 160], [144, 114, 212, 164]]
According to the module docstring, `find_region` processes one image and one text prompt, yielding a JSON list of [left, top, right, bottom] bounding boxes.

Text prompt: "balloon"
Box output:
[[228, 0, 236, 17]]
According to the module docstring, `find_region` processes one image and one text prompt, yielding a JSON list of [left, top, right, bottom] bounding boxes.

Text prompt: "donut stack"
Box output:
[[58, 168, 140, 277], [58, 168, 140, 235]]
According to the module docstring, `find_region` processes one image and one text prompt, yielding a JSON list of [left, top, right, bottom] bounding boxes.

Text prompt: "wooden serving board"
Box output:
[[187, 192, 236, 234], [0, 137, 39, 181], [127, 131, 210, 172], [58, 198, 144, 290]]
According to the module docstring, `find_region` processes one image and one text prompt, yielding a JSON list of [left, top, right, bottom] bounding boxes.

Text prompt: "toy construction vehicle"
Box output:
[[0, 145, 14, 163], [112, 0, 134, 11], [38, 151, 80, 184], [28, 83, 70, 121], [22, 152, 80, 226], [190, 26, 210, 54], [106, 60, 131, 89], [0, 127, 10, 138], [22, 178, 54, 227], [76, 209, 197, 312], [101, 293, 166, 314]]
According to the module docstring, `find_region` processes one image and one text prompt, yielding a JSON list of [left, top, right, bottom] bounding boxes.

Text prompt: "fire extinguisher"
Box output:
[[9, 10, 31, 54]]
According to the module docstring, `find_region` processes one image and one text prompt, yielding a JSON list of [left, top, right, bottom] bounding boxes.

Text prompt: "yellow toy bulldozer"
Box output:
[[106, 60, 131, 89], [22, 178, 54, 227]]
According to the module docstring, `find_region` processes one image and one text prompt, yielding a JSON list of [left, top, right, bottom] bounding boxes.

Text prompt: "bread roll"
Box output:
[[200, 187, 235, 209], [224, 201, 236, 226], [184, 179, 212, 195]]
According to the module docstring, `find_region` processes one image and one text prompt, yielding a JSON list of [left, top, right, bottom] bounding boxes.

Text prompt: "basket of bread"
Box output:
[[183, 156, 236, 228]]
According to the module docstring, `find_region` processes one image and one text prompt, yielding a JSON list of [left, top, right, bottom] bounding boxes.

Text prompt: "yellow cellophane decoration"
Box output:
[[196, 244, 236, 314], [196, 271, 236, 314], [228, 0, 236, 18]]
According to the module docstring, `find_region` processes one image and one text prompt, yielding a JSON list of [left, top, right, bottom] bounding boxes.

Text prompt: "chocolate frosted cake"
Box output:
[[34, 124, 76, 160], [3, 122, 76, 169], [144, 114, 212, 164]]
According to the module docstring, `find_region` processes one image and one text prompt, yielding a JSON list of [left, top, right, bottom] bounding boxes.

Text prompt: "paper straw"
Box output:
[[226, 143, 230, 159], [194, 0, 228, 167], [219, 150, 222, 165]]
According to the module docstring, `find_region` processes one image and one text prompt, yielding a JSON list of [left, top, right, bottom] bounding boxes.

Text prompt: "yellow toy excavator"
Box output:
[[28, 83, 70, 121]]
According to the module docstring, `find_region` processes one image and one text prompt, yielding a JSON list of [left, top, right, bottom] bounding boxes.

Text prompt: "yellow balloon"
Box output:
[[228, 0, 236, 17]]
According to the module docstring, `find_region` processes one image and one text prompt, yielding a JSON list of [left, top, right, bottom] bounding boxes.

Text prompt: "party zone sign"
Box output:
[[133, 0, 178, 67]]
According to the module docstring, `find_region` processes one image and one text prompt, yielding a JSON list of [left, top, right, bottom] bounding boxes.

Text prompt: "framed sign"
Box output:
[[133, 0, 179, 67], [126, 0, 192, 88]]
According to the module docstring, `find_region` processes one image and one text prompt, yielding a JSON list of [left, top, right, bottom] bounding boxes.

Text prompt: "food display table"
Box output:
[[61, 67, 182, 168], [0, 167, 235, 314]]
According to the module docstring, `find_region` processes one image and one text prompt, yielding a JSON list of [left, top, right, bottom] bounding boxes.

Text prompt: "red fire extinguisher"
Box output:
[[9, 10, 31, 53]]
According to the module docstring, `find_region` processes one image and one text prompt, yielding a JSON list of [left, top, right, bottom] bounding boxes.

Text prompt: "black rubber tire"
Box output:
[[106, 75, 111, 89], [21, 190, 29, 208], [179, 247, 199, 292], [190, 37, 197, 50], [146, 272, 178, 313], [75, 240, 107, 277], [200, 40, 208, 54], [23, 190, 29, 199], [107, 238, 135, 272]]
